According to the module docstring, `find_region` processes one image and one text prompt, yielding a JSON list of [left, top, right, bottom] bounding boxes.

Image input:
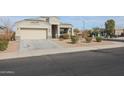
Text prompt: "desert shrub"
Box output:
[[82, 31, 87, 38], [71, 36, 79, 44], [84, 30, 93, 43], [0, 35, 9, 51], [0, 31, 15, 41], [0, 35, 5, 40], [59, 35, 63, 38], [74, 28, 80, 35], [84, 36, 92, 43], [87, 30, 92, 37], [0, 40, 9, 51], [96, 36, 102, 42], [59, 35, 64, 41], [63, 33, 69, 39]]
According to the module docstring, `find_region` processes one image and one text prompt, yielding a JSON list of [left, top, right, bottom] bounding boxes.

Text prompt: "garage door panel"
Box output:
[[20, 29, 47, 40]]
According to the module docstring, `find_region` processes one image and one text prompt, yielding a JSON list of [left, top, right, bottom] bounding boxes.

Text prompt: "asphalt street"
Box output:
[[0, 47, 124, 76]]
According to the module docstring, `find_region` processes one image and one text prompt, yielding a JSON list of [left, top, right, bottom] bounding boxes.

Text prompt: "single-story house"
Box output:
[[114, 29, 124, 36], [99, 28, 124, 37], [16, 16, 74, 40]]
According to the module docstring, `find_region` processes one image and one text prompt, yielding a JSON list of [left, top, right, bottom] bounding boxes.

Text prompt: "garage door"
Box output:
[[20, 28, 47, 40]]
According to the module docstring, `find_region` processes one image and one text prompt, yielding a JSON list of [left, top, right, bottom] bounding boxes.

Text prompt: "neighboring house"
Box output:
[[99, 28, 124, 37], [114, 29, 124, 36], [16, 16, 74, 40]]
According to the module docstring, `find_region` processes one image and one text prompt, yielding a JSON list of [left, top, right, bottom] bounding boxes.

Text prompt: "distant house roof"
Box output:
[[24, 16, 59, 21], [16, 16, 73, 27], [16, 17, 48, 23], [24, 17, 47, 21]]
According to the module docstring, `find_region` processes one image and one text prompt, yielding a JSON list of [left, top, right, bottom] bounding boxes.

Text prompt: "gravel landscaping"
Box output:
[[53, 39, 114, 48], [0, 41, 19, 53], [0, 39, 115, 54]]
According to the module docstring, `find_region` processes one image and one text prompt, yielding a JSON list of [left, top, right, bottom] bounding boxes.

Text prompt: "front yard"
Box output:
[[53, 38, 114, 48], [0, 41, 19, 53]]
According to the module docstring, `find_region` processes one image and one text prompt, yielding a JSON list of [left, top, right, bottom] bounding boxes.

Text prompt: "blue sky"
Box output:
[[1, 16, 124, 30], [59, 16, 124, 29]]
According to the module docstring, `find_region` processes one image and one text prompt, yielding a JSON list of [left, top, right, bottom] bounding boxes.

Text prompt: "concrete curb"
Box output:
[[103, 38, 124, 42], [0, 42, 124, 60]]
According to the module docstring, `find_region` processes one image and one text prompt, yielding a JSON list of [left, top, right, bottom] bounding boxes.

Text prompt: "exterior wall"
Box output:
[[57, 25, 60, 38], [60, 24, 72, 28], [49, 17, 61, 38], [49, 17, 60, 25], [115, 29, 124, 36], [60, 24, 74, 36], [16, 17, 73, 40], [16, 20, 51, 40], [71, 27, 74, 35], [16, 20, 50, 28]]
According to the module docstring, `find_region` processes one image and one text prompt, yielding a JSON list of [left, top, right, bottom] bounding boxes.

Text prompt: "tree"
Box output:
[[0, 17, 15, 40], [74, 28, 80, 35], [105, 19, 115, 38], [92, 27, 100, 37]]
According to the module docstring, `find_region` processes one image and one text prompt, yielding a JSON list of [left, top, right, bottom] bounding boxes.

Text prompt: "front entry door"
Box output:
[[52, 25, 58, 38]]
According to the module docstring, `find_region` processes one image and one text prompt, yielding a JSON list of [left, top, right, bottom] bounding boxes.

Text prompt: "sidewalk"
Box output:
[[0, 41, 124, 60], [103, 37, 124, 42]]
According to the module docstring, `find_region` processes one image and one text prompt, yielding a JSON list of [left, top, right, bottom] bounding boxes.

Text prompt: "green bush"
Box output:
[[63, 34, 69, 39], [0, 40, 9, 51], [84, 36, 92, 43], [96, 37, 102, 42], [71, 36, 79, 44]]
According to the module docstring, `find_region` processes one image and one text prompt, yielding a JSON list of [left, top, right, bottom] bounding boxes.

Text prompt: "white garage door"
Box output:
[[20, 28, 47, 40]]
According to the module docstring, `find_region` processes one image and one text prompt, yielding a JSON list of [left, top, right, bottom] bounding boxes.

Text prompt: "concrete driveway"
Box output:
[[19, 40, 62, 52]]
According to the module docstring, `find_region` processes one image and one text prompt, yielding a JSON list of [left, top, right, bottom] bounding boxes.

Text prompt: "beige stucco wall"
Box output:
[[60, 24, 72, 28], [16, 20, 52, 40], [49, 17, 60, 25], [16, 20, 50, 28], [115, 29, 124, 36]]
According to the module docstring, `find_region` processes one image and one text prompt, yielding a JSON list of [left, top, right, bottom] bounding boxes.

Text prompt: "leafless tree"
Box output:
[[0, 16, 15, 40]]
